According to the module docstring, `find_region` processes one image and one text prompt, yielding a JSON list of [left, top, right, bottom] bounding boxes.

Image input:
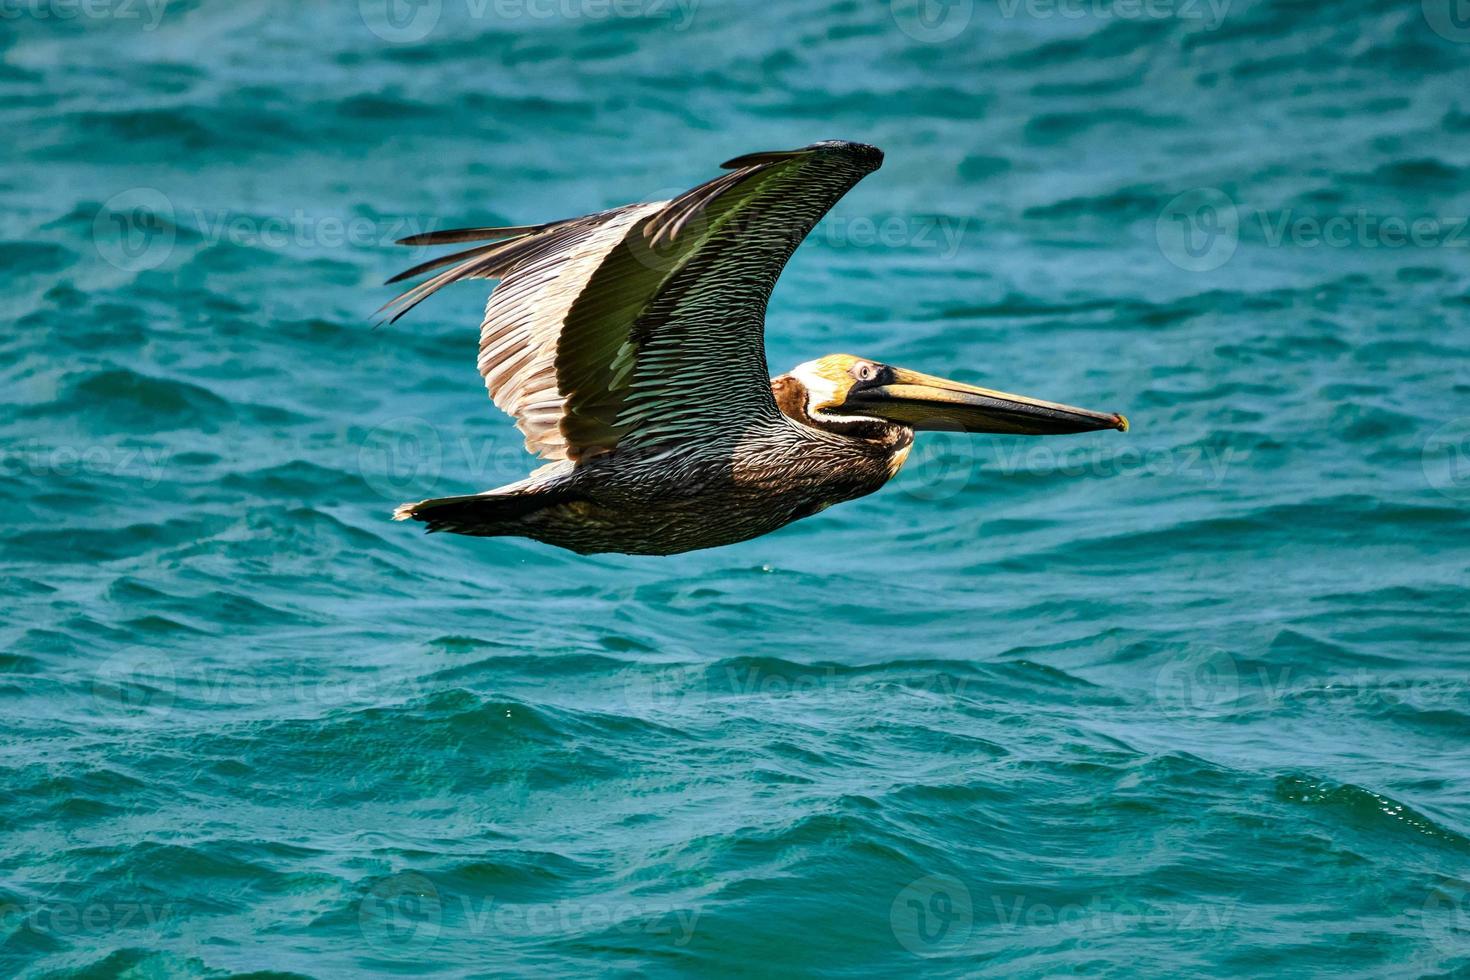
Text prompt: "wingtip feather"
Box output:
[[396, 223, 548, 246]]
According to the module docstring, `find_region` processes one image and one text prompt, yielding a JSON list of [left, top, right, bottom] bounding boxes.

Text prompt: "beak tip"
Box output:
[[1113, 414, 1130, 433]]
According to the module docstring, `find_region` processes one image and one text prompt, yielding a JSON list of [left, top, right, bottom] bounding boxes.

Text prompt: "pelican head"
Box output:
[[778, 354, 1128, 436]]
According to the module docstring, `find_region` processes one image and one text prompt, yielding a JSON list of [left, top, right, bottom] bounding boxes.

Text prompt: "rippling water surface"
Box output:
[[4, 1, 1470, 975]]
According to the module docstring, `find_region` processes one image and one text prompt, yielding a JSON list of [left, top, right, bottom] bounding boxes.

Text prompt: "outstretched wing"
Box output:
[[378, 140, 884, 462]]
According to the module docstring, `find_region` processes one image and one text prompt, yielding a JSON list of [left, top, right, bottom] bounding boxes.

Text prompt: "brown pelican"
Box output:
[[380, 140, 1127, 555]]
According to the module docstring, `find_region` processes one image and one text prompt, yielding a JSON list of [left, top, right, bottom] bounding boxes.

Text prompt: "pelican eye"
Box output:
[[851, 362, 883, 384]]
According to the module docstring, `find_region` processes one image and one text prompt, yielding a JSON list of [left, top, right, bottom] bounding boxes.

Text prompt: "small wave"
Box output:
[[24, 368, 234, 433], [1274, 775, 1470, 850], [6, 516, 228, 565], [0, 240, 75, 278], [436, 849, 599, 901], [42, 104, 306, 160], [1025, 109, 1185, 145]]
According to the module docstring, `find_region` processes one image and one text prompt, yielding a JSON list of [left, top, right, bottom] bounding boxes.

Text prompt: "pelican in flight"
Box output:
[[380, 140, 1126, 555]]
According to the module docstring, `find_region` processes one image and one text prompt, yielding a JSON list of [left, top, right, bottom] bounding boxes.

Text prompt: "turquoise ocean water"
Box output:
[[5, 0, 1470, 975]]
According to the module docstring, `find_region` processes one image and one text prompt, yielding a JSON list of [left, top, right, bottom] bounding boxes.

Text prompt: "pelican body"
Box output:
[[379, 142, 1126, 556]]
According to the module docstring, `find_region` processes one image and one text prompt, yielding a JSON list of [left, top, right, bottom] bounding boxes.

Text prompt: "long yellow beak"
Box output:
[[841, 367, 1129, 436]]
